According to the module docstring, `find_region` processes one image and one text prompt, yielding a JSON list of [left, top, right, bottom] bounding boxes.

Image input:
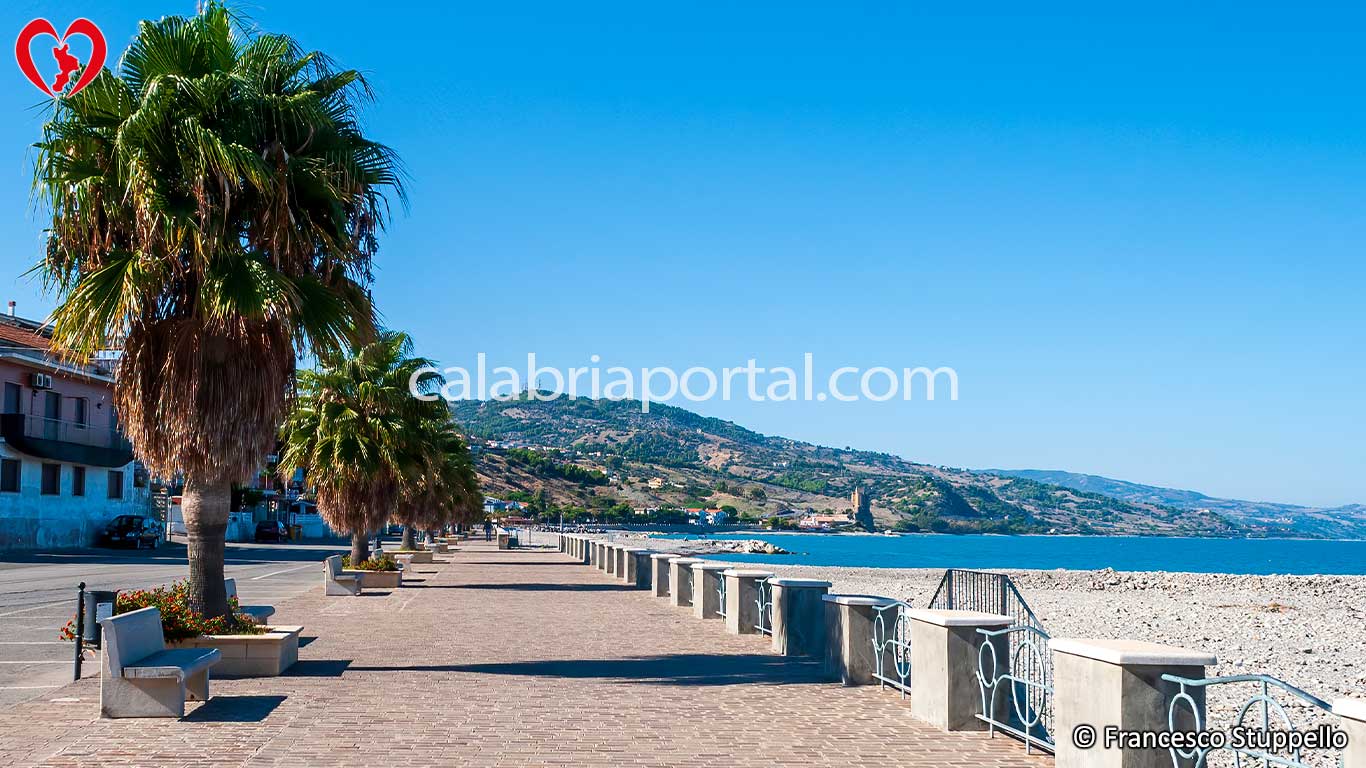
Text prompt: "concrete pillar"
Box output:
[[1335, 699, 1366, 768], [1052, 638, 1216, 768], [690, 563, 731, 620], [588, 540, 597, 566], [615, 547, 628, 581], [650, 554, 676, 597], [769, 578, 831, 656], [904, 609, 1011, 731], [596, 542, 609, 571], [668, 557, 702, 607], [623, 549, 652, 589], [822, 595, 900, 685], [722, 569, 774, 635]]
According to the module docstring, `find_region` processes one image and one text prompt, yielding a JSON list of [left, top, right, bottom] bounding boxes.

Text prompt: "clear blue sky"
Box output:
[[2, 1, 1362, 507]]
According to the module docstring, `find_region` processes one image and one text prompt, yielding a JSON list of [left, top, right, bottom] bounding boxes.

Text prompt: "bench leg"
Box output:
[[100, 676, 186, 718], [185, 669, 210, 702]]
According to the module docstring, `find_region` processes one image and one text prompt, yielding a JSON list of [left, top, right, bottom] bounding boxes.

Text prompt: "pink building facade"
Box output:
[[0, 316, 141, 549]]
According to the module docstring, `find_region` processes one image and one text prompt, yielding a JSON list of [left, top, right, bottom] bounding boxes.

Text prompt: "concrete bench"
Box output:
[[224, 578, 274, 624], [324, 555, 362, 596], [99, 606, 221, 718]]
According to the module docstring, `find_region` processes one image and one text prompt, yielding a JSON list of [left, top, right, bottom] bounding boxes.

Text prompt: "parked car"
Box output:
[[254, 520, 290, 543], [98, 515, 160, 549]]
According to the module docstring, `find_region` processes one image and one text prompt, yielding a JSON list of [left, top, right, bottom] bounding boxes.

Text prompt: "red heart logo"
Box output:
[[15, 18, 106, 98]]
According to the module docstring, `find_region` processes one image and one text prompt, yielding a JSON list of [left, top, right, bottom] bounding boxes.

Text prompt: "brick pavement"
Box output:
[[0, 540, 1051, 767]]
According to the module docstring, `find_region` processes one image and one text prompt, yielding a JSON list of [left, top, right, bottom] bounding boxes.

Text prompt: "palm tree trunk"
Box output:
[[400, 525, 416, 550], [350, 530, 370, 564], [183, 475, 232, 620]]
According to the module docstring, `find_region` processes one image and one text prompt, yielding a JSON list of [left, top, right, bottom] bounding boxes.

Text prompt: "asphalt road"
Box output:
[[0, 538, 347, 708]]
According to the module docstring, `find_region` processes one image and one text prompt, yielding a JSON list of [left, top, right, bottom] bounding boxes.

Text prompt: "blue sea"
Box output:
[[655, 532, 1366, 576]]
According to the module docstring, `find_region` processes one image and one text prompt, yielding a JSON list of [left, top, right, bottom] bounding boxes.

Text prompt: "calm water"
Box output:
[[655, 532, 1366, 575]]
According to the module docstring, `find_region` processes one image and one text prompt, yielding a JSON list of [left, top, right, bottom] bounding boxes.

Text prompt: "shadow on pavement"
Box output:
[[183, 694, 286, 722], [421, 582, 635, 592], [460, 560, 577, 567], [282, 660, 352, 677], [347, 654, 825, 686]]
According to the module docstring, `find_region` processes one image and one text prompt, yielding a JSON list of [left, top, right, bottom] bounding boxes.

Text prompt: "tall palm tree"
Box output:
[[32, 5, 403, 618], [280, 332, 445, 564], [394, 421, 482, 548]]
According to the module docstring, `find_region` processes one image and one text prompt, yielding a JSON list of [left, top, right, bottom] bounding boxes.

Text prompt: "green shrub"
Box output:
[[341, 553, 399, 571]]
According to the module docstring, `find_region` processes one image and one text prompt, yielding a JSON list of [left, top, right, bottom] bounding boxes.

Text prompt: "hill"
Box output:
[[452, 395, 1253, 537], [985, 469, 1366, 539]]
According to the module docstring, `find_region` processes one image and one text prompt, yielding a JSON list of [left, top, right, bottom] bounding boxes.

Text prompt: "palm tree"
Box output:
[[280, 332, 445, 564], [394, 420, 482, 548], [32, 4, 403, 618]]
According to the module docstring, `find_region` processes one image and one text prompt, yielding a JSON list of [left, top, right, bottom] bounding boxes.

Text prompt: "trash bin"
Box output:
[[82, 590, 118, 649], [290, 524, 303, 541]]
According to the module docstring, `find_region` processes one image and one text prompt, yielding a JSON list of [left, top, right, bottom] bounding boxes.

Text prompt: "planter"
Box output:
[[169, 625, 302, 677], [344, 568, 401, 588], [426, 542, 448, 554], [387, 550, 432, 564]]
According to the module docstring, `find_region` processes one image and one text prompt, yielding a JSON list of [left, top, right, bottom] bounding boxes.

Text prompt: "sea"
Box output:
[[653, 532, 1366, 576]]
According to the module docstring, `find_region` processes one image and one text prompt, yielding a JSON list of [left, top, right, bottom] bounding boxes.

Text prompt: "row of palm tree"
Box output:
[[33, 4, 474, 619], [280, 332, 482, 565]]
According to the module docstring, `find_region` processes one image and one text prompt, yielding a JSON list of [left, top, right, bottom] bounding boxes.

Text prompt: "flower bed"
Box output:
[[341, 553, 399, 571], [60, 581, 264, 642]]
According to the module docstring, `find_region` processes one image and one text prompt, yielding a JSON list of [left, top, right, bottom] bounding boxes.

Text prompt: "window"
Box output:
[[107, 470, 124, 500], [1, 459, 19, 492], [2, 383, 19, 414], [74, 398, 88, 428], [40, 464, 60, 496], [72, 466, 85, 497]]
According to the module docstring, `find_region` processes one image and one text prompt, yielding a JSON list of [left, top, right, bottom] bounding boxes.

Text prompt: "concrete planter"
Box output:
[[345, 568, 401, 588], [169, 625, 302, 677], [388, 550, 433, 564]]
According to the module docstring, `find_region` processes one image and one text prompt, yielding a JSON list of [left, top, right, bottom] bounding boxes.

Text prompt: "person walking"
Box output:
[[483, 519, 493, 542]]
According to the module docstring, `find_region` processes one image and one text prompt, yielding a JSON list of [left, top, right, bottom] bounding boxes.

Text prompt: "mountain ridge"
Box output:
[[982, 469, 1366, 539], [448, 395, 1301, 537]]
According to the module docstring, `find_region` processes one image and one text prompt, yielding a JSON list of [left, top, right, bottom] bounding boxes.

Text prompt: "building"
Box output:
[[0, 310, 142, 549], [851, 487, 870, 517]]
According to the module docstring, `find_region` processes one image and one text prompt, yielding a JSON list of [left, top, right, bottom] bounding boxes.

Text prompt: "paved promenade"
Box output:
[[0, 540, 1049, 767]]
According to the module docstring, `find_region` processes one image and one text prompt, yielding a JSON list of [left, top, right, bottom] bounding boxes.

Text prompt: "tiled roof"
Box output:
[[0, 322, 50, 350]]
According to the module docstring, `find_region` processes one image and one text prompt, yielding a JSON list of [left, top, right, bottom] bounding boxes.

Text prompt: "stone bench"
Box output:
[[224, 578, 274, 624], [98, 606, 221, 718], [324, 555, 362, 596]]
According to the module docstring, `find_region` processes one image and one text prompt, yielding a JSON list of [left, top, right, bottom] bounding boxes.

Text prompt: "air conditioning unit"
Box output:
[[30, 373, 53, 390]]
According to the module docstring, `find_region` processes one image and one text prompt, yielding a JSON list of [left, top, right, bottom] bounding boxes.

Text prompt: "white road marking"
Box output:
[[0, 601, 68, 618], [0, 661, 70, 664], [249, 563, 316, 580]]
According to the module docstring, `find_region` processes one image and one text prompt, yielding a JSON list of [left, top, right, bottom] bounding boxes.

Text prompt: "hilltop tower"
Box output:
[[851, 487, 874, 531], [851, 487, 870, 516]]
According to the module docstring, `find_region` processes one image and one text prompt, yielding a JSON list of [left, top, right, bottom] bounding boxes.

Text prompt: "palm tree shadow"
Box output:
[[346, 654, 824, 687]]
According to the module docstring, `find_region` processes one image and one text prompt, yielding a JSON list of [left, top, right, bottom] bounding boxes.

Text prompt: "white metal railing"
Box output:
[[755, 577, 773, 635], [871, 601, 912, 696], [976, 625, 1054, 754]]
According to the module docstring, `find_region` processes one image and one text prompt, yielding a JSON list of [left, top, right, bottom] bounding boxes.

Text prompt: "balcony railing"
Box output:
[[0, 413, 134, 467]]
